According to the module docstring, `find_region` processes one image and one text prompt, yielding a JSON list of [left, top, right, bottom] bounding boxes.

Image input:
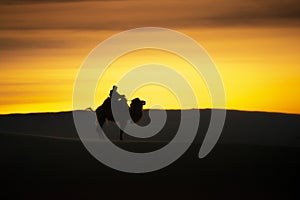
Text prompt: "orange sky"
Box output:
[[0, 0, 300, 114]]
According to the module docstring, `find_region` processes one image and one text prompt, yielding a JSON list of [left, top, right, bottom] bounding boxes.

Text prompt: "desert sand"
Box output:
[[0, 109, 299, 199]]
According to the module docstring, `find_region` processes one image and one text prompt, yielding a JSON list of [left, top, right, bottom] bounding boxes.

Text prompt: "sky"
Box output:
[[0, 0, 299, 114]]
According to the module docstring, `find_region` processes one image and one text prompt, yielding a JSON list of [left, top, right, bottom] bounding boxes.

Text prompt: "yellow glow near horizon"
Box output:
[[94, 49, 211, 110], [0, 27, 299, 114]]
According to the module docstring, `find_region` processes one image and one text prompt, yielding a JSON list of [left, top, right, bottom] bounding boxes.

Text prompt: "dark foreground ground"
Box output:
[[0, 110, 299, 199]]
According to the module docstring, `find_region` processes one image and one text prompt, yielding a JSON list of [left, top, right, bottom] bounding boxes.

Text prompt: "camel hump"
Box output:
[[103, 97, 111, 105], [96, 97, 110, 112]]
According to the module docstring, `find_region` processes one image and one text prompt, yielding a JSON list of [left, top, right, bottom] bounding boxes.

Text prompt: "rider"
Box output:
[[109, 85, 126, 102], [109, 85, 128, 111]]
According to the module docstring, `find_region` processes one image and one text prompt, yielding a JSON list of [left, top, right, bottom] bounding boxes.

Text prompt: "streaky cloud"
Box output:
[[0, 0, 299, 31]]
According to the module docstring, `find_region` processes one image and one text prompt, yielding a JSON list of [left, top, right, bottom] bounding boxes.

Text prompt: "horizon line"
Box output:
[[1, 108, 299, 116]]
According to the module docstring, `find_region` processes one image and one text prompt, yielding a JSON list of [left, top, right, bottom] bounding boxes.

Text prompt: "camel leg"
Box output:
[[99, 117, 105, 128], [120, 130, 123, 140], [119, 121, 127, 140], [96, 117, 105, 134], [96, 110, 105, 131]]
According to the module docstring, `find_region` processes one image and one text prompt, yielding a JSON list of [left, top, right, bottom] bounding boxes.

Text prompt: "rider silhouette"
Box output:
[[109, 85, 126, 101], [109, 86, 128, 122]]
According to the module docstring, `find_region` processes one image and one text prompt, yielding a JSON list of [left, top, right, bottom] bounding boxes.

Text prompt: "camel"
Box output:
[[95, 86, 146, 140]]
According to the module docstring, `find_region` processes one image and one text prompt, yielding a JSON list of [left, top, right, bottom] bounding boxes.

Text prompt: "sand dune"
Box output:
[[1, 109, 299, 147], [0, 109, 299, 198]]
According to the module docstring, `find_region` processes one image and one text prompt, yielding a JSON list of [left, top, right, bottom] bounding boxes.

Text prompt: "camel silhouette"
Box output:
[[96, 86, 146, 140]]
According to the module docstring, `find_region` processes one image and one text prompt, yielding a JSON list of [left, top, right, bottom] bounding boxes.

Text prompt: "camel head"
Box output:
[[129, 98, 146, 123], [130, 98, 146, 108]]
